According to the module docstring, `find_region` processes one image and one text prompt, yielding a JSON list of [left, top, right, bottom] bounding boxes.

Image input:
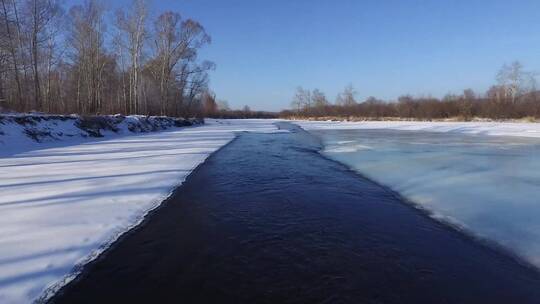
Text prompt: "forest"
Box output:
[[0, 0, 222, 117], [285, 62, 540, 121]]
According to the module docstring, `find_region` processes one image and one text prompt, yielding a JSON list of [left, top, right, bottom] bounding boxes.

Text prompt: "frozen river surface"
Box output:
[[310, 128, 540, 267]]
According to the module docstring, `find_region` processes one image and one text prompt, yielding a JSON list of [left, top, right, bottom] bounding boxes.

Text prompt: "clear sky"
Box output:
[[72, 0, 540, 111]]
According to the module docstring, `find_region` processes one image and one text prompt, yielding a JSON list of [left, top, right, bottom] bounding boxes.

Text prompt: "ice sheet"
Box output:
[[305, 126, 540, 269]]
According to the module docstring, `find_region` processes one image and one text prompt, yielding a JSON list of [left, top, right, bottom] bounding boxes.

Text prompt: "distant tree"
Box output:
[[311, 88, 328, 108], [242, 105, 251, 112], [336, 84, 357, 106], [463, 88, 475, 100], [459, 88, 475, 119], [396, 95, 415, 117], [362, 96, 385, 117], [217, 99, 229, 111], [291, 86, 311, 111], [200, 90, 216, 115], [284, 69, 540, 120], [486, 85, 510, 118], [496, 61, 535, 104]]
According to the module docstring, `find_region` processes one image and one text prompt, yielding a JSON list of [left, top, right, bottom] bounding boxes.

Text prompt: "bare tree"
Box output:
[[216, 99, 229, 111], [67, 0, 108, 113], [291, 86, 311, 111], [0, 0, 215, 117], [150, 12, 211, 115], [496, 61, 535, 104], [24, 0, 62, 110], [336, 84, 357, 106], [200, 90, 217, 115], [311, 89, 328, 108], [458, 88, 475, 119], [42, 6, 63, 111], [154, 12, 210, 113], [115, 0, 147, 114], [1, 0, 23, 108]]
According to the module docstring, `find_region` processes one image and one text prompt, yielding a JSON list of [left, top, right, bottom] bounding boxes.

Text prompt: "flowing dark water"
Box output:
[[50, 123, 540, 304]]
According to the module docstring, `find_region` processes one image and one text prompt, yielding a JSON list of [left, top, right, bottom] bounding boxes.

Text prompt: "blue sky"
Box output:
[[72, 0, 540, 111]]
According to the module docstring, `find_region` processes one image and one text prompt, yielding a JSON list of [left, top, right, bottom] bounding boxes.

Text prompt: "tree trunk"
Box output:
[[1, 0, 23, 109], [32, 0, 41, 110]]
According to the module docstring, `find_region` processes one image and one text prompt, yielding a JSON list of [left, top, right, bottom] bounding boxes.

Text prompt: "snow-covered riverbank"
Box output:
[[295, 121, 540, 271], [0, 119, 280, 304], [295, 120, 540, 138], [0, 114, 201, 157]]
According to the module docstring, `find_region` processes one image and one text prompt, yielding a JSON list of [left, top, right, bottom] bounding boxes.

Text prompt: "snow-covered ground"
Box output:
[[295, 120, 540, 138], [296, 120, 540, 270], [0, 114, 200, 157], [0, 119, 281, 304]]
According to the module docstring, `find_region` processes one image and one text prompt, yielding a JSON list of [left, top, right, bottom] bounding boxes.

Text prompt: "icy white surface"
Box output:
[[297, 122, 540, 269], [0, 114, 198, 156], [295, 120, 540, 138], [0, 119, 280, 304], [0, 115, 83, 153]]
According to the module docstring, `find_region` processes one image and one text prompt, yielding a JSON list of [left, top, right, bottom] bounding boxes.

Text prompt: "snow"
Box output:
[[296, 121, 540, 270], [0, 116, 83, 155], [295, 120, 540, 138], [0, 119, 281, 304], [0, 114, 200, 156]]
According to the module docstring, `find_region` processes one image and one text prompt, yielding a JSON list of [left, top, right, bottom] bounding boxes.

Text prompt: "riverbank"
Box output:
[[0, 119, 280, 304], [286, 116, 539, 123], [293, 119, 540, 138], [0, 114, 203, 157], [50, 123, 540, 304]]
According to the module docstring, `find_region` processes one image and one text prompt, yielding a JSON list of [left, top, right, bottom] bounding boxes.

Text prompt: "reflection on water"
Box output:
[[313, 129, 540, 266]]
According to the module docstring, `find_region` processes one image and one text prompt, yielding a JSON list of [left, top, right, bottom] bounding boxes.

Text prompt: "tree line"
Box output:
[[285, 62, 540, 120], [0, 0, 216, 117]]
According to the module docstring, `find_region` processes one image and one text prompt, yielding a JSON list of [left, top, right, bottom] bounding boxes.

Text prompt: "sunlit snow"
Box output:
[[0, 119, 280, 304]]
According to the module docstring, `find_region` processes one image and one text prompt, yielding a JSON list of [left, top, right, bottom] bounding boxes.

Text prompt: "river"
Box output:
[[50, 123, 540, 304]]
